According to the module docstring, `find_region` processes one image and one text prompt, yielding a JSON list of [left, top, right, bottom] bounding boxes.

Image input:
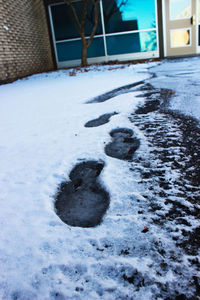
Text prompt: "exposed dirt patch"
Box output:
[[129, 83, 200, 297]]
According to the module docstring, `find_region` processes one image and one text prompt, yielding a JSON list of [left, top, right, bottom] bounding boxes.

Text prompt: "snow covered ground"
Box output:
[[149, 57, 200, 120], [0, 58, 199, 300]]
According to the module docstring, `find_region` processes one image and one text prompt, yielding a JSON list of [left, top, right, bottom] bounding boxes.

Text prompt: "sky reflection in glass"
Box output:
[[116, 0, 156, 30], [52, 0, 158, 62]]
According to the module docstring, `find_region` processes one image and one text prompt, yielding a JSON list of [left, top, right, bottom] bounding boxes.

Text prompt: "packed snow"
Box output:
[[149, 57, 200, 120], [0, 58, 199, 300]]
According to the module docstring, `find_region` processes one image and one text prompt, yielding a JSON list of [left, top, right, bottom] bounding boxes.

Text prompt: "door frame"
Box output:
[[162, 0, 199, 57], [197, 0, 200, 52]]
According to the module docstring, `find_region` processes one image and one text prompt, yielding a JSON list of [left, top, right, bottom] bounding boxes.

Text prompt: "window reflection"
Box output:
[[170, 0, 191, 20], [143, 30, 157, 51], [51, 0, 158, 62], [102, 0, 156, 33], [57, 38, 105, 61], [106, 33, 141, 55], [106, 30, 157, 55], [51, 2, 102, 41]]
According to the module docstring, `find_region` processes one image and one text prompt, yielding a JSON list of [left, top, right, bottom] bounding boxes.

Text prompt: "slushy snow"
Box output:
[[0, 58, 199, 299]]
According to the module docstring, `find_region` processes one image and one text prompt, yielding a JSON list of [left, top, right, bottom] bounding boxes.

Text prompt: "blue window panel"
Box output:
[[87, 38, 105, 58], [56, 38, 105, 62], [51, 2, 102, 41], [106, 33, 141, 55], [102, 0, 156, 34], [106, 30, 157, 56], [56, 40, 82, 61]]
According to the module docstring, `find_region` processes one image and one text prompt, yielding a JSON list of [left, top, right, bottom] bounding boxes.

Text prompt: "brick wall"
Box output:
[[0, 0, 54, 83]]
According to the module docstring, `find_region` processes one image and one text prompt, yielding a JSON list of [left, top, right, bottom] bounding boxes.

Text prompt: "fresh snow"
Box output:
[[0, 58, 199, 300]]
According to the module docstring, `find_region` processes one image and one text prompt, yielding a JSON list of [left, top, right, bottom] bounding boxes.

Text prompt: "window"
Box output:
[[170, 28, 191, 47], [50, 0, 158, 63], [56, 38, 105, 62], [106, 30, 157, 55], [102, 0, 156, 33], [169, 0, 191, 20], [51, 1, 102, 41]]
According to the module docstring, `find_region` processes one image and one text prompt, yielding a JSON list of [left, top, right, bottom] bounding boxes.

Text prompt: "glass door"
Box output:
[[164, 0, 197, 56]]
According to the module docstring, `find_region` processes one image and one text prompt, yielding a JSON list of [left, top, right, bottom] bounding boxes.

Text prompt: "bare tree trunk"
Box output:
[[80, 0, 90, 66], [81, 39, 88, 67], [63, 0, 100, 68], [86, 0, 99, 48], [63, 0, 127, 67]]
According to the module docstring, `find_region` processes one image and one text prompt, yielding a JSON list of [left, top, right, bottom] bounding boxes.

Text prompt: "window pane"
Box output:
[[171, 29, 190, 47], [87, 38, 105, 58], [102, 0, 156, 34], [170, 0, 191, 20], [106, 30, 157, 55], [56, 38, 105, 62], [56, 40, 81, 61], [51, 2, 102, 41]]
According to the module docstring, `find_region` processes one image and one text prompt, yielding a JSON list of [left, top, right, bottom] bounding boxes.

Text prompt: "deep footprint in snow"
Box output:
[[85, 112, 118, 127], [105, 128, 140, 160], [55, 160, 109, 227]]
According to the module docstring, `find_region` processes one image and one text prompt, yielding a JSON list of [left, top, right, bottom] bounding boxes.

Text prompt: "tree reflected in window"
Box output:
[[102, 0, 156, 33]]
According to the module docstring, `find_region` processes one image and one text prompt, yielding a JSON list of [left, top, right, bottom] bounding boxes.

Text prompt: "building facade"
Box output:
[[0, 0, 54, 83], [47, 0, 160, 68], [0, 0, 200, 83], [46, 0, 200, 68]]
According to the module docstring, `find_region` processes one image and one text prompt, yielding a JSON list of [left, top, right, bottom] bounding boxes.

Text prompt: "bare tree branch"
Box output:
[[118, 0, 128, 10], [86, 0, 100, 48], [104, 0, 128, 24], [62, 0, 100, 66], [81, 0, 90, 29]]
